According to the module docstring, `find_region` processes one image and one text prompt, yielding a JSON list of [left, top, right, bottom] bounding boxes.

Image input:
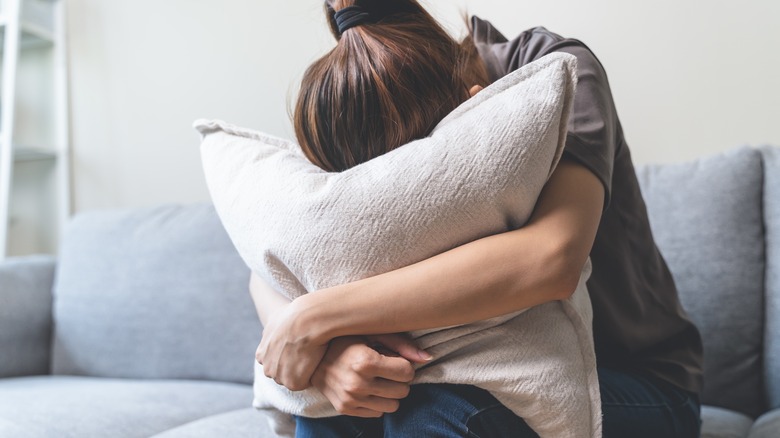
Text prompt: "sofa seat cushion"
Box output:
[[748, 408, 780, 438], [0, 375, 253, 438], [150, 408, 273, 438], [701, 405, 754, 438]]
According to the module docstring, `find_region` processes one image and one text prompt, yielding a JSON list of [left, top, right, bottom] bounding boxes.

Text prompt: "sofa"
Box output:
[[0, 145, 777, 438]]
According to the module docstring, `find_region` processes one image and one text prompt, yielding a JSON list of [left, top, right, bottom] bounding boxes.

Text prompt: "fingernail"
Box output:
[[419, 351, 433, 361]]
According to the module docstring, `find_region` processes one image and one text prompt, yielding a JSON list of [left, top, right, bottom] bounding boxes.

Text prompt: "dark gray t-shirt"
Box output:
[[471, 17, 703, 395]]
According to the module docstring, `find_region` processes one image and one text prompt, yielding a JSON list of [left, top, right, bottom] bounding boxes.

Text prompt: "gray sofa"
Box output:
[[0, 146, 778, 438]]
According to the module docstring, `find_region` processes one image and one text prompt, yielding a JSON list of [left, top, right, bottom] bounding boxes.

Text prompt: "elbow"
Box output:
[[544, 244, 588, 302], [248, 274, 265, 306], [553, 265, 583, 301], [248, 279, 257, 299]]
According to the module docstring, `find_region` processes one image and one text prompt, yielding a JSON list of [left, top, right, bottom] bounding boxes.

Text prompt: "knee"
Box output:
[[384, 384, 488, 436], [295, 415, 379, 438], [384, 384, 538, 438]]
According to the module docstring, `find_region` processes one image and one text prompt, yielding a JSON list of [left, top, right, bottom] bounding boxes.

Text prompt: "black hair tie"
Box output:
[[335, 5, 373, 34]]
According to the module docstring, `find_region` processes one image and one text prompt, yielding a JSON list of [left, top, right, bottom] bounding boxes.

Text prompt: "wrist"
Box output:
[[290, 292, 338, 346]]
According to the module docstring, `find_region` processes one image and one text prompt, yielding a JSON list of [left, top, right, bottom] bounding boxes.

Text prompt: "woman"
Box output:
[[251, 0, 703, 436]]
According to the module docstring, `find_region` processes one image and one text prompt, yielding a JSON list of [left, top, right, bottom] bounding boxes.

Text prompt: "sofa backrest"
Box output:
[[636, 147, 766, 418], [762, 147, 780, 410], [51, 203, 262, 385]]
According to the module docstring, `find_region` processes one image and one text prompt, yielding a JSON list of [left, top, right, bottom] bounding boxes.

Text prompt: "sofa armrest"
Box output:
[[0, 255, 56, 377]]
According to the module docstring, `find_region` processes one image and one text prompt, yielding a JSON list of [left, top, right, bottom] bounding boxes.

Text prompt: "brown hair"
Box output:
[[294, 0, 489, 172]]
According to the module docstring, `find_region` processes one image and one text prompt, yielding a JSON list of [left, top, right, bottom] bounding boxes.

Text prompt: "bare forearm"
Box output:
[[249, 272, 291, 325], [295, 160, 603, 343], [300, 223, 572, 341]]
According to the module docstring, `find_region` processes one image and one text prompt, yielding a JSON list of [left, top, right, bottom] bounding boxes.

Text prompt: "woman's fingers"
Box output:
[[352, 352, 415, 383], [340, 407, 384, 418], [312, 337, 415, 416], [331, 399, 404, 418], [255, 301, 328, 391], [331, 394, 400, 418], [330, 393, 402, 417], [366, 333, 433, 364], [360, 377, 412, 400]]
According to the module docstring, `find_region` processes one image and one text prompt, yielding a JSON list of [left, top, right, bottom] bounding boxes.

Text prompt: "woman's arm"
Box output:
[[250, 272, 428, 410], [301, 160, 602, 338], [249, 273, 429, 362], [258, 160, 605, 389], [249, 272, 291, 325]]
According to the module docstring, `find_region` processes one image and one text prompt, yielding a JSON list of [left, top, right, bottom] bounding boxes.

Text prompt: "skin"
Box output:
[[250, 84, 605, 417], [251, 274, 432, 417]]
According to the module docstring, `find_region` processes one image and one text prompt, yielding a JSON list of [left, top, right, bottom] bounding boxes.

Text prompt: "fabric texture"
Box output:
[[196, 53, 601, 438], [597, 368, 701, 437], [471, 17, 704, 397], [0, 376, 253, 438], [762, 147, 780, 410], [0, 255, 56, 378], [700, 406, 754, 438], [51, 203, 262, 385], [635, 147, 766, 417], [747, 408, 780, 438], [295, 384, 539, 438], [297, 367, 701, 438], [150, 408, 274, 438]]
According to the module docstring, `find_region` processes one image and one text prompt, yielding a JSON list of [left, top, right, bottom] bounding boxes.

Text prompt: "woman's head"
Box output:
[[294, 0, 489, 172]]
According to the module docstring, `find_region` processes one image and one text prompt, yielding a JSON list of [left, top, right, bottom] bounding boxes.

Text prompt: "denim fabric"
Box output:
[[295, 367, 702, 437], [295, 383, 533, 438], [598, 368, 701, 438]]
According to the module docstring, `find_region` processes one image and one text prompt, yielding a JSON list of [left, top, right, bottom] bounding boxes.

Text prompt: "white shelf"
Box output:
[[21, 20, 55, 45], [0, 0, 68, 258], [0, 18, 55, 49], [13, 145, 57, 162]]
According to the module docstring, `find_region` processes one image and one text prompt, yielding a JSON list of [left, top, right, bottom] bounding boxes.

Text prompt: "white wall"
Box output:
[[67, 0, 780, 213]]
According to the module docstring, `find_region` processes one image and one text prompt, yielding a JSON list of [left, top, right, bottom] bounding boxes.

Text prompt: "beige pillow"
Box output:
[[196, 52, 601, 438]]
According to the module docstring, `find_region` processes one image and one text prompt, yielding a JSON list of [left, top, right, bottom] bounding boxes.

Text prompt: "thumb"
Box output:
[[367, 334, 433, 364]]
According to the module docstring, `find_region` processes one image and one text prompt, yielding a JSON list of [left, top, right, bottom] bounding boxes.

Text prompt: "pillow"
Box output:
[[195, 52, 601, 438], [195, 52, 575, 298]]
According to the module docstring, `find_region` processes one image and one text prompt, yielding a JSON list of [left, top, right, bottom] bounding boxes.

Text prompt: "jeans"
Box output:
[[295, 367, 702, 437]]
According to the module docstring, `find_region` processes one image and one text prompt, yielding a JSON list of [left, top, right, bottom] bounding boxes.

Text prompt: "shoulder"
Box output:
[[471, 16, 605, 81], [470, 16, 562, 47]]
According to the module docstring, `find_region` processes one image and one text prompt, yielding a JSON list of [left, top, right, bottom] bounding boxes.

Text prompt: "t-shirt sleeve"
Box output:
[[552, 42, 617, 209], [472, 20, 617, 208]]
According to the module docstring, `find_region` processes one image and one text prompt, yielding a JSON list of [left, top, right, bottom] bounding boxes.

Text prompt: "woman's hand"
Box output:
[[312, 334, 431, 417], [255, 298, 328, 392]]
